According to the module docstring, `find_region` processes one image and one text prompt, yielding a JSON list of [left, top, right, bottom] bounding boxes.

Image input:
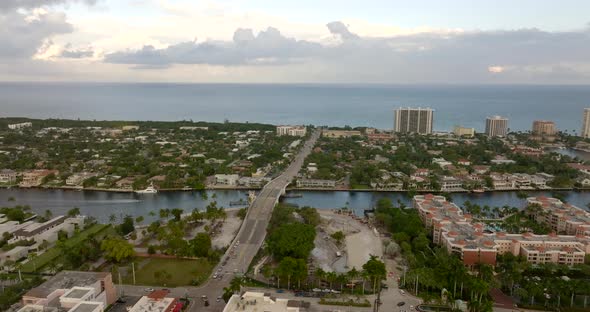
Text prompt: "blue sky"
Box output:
[[1, 0, 590, 83]]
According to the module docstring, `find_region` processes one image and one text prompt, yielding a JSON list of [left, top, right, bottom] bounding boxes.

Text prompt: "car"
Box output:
[[213, 274, 218, 279], [144, 288, 154, 292], [397, 302, 406, 307], [217, 296, 222, 302], [381, 283, 389, 289], [201, 295, 208, 301], [410, 305, 414, 310]]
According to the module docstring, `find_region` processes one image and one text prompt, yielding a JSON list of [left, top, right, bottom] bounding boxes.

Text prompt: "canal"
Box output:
[[0, 188, 589, 223]]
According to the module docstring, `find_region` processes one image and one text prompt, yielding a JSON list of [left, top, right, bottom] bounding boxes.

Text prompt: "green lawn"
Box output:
[[20, 224, 111, 272], [122, 257, 214, 287]]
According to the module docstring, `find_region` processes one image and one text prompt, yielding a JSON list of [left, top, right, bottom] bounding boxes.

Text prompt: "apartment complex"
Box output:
[[526, 196, 590, 236], [583, 108, 590, 139], [485, 116, 508, 137], [531, 120, 556, 141], [276, 125, 307, 137], [394, 107, 434, 134], [20, 271, 116, 311], [453, 126, 475, 137], [296, 179, 336, 188], [414, 195, 590, 267]]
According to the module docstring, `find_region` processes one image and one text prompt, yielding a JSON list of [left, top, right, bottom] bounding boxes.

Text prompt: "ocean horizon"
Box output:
[[1, 82, 589, 132]]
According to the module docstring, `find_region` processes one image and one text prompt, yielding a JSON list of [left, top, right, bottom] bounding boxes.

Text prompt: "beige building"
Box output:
[[22, 271, 116, 308], [583, 108, 590, 138], [19, 170, 59, 187], [414, 194, 590, 267], [453, 126, 475, 137], [526, 196, 590, 236], [223, 291, 309, 312], [532, 120, 556, 136], [322, 129, 362, 138], [276, 125, 307, 137], [0, 169, 17, 184], [485, 116, 508, 137]]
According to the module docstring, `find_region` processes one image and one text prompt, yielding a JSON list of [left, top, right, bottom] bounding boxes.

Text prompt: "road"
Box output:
[[128, 129, 319, 311]]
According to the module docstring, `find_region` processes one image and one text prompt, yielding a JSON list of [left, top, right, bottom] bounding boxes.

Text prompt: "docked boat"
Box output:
[[135, 183, 158, 194], [473, 189, 485, 193]]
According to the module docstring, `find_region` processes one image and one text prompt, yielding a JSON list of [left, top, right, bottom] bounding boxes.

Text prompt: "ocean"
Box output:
[[1, 83, 589, 132]]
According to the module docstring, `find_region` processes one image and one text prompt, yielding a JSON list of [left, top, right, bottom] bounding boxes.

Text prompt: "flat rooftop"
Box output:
[[63, 287, 93, 299], [70, 302, 101, 312], [25, 271, 108, 299]]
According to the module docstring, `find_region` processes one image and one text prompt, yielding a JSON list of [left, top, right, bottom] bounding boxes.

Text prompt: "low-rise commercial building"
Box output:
[[22, 271, 116, 309], [129, 290, 182, 312], [322, 130, 362, 138], [223, 291, 309, 312]]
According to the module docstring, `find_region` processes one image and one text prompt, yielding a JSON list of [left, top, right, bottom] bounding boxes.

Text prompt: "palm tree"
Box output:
[[109, 214, 116, 223], [347, 267, 359, 293], [326, 271, 337, 290], [314, 268, 325, 288]]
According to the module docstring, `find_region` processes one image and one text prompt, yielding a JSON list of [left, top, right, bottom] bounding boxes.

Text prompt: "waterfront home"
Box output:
[[567, 162, 590, 176], [115, 176, 136, 189], [472, 165, 490, 174], [296, 179, 336, 188], [19, 169, 59, 187], [440, 176, 464, 191], [66, 172, 98, 186], [0, 169, 17, 184], [215, 174, 240, 186]]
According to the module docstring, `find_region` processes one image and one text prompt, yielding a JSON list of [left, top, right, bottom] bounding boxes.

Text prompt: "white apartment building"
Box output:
[[8, 122, 32, 130]]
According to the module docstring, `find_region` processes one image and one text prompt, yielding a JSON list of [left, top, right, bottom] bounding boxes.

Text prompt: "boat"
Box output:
[[473, 189, 485, 193], [135, 183, 158, 194]]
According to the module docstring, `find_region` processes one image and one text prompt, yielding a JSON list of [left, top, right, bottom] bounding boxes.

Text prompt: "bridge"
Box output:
[[197, 129, 320, 310]]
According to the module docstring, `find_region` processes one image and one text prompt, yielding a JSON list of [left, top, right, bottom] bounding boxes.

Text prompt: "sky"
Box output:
[[1, 0, 590, 83]]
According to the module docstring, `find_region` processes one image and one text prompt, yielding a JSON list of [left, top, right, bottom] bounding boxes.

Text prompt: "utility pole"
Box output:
[[132, 262, 136, 285]]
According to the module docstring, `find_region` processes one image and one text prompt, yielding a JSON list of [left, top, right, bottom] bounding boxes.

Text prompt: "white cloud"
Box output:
[[488, 66, 505, 73]]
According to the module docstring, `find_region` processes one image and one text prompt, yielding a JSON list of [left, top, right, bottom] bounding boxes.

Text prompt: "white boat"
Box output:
[[135, 183, 158, 194]]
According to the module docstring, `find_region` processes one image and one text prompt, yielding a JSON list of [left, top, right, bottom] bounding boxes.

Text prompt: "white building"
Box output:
[[8, 122, 32, 130], [215, 174, 240, 186], [223, 291, 308, 312], [296, 179, 336, 188]]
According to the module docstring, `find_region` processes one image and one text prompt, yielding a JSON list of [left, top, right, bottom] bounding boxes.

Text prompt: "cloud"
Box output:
[[103, 21, 590, 83], [488, 66, 504, 73], [326, 21, 360, 40], [0, 0, 98, 11], [59, 44, 94, 58], [0, 9, 73, 60], [105, 27, 323, 66]]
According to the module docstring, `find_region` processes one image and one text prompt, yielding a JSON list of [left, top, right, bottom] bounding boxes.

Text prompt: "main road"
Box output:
[[195, 129, 320, 310]]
